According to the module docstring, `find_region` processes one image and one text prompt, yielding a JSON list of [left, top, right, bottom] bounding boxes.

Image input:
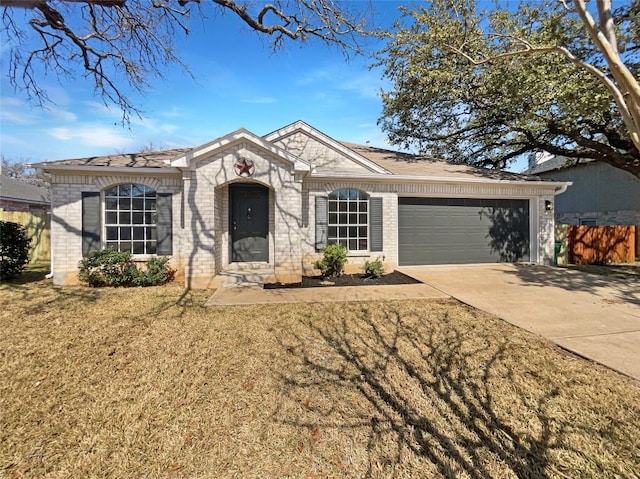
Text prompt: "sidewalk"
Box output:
[[205, 282, 448, 306]]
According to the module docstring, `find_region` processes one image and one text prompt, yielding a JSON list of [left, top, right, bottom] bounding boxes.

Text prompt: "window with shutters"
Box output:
[[103, 184, 157, 255], [327, 189, 368, 251]]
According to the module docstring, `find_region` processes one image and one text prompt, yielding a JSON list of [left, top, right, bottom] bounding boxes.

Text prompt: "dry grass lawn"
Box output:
[[1, 272, 640, 478]]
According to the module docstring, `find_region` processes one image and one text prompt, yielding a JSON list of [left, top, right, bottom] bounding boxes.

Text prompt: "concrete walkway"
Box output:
[[205, 282, 448, 306], [399, 264, 640, 381]]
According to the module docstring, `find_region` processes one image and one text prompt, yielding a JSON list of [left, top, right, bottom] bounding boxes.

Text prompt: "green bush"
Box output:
[[363, 257, 385, 279], [78, 248, 174, 287], [0, 221, 31, 281], [314, 243, 348, 277]]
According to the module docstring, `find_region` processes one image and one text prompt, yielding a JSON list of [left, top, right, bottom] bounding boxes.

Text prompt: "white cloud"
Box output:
[[47, 125, 135, 149], [0, 97, 38, 124]]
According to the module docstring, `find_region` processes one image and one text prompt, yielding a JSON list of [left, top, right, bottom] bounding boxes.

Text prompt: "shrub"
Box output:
[[0, 221, 31, 281], [132, 256, 175, 286], [78, 248, 174, 287], [363, 257, 385, 279], [314, 243, 348, 277]]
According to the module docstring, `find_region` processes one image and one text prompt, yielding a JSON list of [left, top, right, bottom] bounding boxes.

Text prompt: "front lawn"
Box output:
[[1, 278, 639, 478]]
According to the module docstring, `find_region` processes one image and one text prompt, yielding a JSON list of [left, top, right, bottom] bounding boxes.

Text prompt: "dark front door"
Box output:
[[230, 183, 269, 262]]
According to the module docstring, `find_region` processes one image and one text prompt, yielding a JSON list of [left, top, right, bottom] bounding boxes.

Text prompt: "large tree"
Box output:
[[377, 0, 640, 177], [1, 0, 369, 122]]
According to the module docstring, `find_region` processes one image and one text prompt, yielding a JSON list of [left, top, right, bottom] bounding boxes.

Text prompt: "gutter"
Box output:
[[308, 172, 570, 188], [554, 182, 572, 195]]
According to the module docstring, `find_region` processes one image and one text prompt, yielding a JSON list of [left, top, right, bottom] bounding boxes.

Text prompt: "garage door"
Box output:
[[398, 197, 530, 265]]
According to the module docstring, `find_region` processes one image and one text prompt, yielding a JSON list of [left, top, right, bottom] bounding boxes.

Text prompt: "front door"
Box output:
[[230, 183, 269, 262]]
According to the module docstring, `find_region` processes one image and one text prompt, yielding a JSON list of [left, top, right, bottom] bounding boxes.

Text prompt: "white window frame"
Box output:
[[327, 188, 369, 252], [103, 183, 158, 256]]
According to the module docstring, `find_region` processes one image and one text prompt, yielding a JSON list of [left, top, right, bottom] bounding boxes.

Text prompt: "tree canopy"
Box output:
[[376, 0, 640, 177], [1, 0, 369, 123]]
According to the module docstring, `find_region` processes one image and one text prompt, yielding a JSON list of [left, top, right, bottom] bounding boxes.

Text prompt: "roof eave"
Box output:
[[309, 172, 571, 188], [34, 164, 181, 175]]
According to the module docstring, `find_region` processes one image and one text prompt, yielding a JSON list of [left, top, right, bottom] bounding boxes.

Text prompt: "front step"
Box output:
[[215, 270, 275, 288]]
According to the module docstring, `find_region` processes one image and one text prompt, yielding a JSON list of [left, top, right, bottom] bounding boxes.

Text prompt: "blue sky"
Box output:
[[1, 1, 406, 163]]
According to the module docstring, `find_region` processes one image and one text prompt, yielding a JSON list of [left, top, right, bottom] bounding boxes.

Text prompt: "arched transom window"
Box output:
[[328, 188, 368, 251], [104, 184, 157, 254]]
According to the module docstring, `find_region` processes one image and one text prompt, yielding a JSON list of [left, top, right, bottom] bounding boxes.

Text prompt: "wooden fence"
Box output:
[[0, 209, 51, 262], [567, 225, 636, 264]]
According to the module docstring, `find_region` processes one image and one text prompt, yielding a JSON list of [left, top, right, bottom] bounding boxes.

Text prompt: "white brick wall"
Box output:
[[48, 145, 560, 286], [50, 173, 182, 285]]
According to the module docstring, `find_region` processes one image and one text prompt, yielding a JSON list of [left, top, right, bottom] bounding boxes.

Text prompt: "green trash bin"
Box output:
[[554, 242, 562, 266]]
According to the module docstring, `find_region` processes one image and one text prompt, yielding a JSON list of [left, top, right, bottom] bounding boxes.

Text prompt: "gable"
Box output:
[[265, 121, 390, 175]]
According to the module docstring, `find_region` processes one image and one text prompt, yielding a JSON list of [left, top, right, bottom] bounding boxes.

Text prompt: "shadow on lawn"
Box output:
[[274, 304, 582, 478]]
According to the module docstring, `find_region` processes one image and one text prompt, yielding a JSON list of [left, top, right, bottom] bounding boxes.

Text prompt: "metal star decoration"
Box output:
[[234, 157, 255, 177]]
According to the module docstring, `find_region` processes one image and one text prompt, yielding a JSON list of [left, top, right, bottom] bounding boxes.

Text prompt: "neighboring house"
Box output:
[[0, 173, 49, 212], [34, 121, 569, 287], [0, 173, 51, 262], [526, 153, 640, 227]]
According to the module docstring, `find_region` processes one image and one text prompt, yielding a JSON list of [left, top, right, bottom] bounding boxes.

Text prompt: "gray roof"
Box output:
[[32, 141, 545, 182], [31, 148, 191, 169], [0, 174, 50, 205], [341, 142, 544, 181]]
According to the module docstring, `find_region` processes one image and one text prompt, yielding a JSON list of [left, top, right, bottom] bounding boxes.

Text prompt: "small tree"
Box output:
[[0, 221, 31, 280]]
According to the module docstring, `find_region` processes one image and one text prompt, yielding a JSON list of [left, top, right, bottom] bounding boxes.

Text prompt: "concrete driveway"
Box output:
[[399, 264, 640, 381]]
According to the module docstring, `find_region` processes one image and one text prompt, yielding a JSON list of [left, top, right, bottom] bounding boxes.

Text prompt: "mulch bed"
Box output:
[[264, 271, 422, 289]]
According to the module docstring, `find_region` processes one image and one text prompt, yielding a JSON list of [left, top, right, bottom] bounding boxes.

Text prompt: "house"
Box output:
[[526, 153, 640, 226], [0, 173, 49, 212], [527, 153, 640, 253], [0, 173, 51, 262], [34, 121, 569, 287]]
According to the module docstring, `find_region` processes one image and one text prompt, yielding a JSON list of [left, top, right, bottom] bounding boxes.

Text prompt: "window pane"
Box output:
[[106, 227, 118, 240], [119, 184, 132, 196], [339, 239, 348, 247], [359, 226, 368, 237], [147, 242, 157, 254], [146, 227, 157, 241], [328, 226, 337, 238], [119, 212, 131, 224], [349, 213, 358, 224], [349, 239, 357, 250], [358, 239, 368, 250], [328, 213, 337, 224], [105, 186, 119, 197], [145, 199, 156, 211], [132, 242, 145, 254], [339, 227, 347, 238], [359, 213, 367, 223], [360, 202, 367, 212], [120, 241, 132, 253], [120, 227, 131, 240], [328, 201, 337, 212], [105, 198, 118, 209], [145, 212, 154, 224], [338, 202, 347, 212], [132, 184, 145, 197], [339, 213, 347, 224], [132, 198, 144, 210], [348, 202, 358, 212], [119, 197, 131, 210], [132, 227, 145, 240], [105, 212, 118, 224], [132, 212, 144, 224], [143, 185, 156, 196], [349, 226, 357, 237], [106, 241, 118, 250]]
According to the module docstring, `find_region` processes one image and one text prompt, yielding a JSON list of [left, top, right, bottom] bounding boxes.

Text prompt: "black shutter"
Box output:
[[156, 192, 173, 255], [315, 196, 328, 251], [82, 192, 101, 256], [370, 197, 383, 252]]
